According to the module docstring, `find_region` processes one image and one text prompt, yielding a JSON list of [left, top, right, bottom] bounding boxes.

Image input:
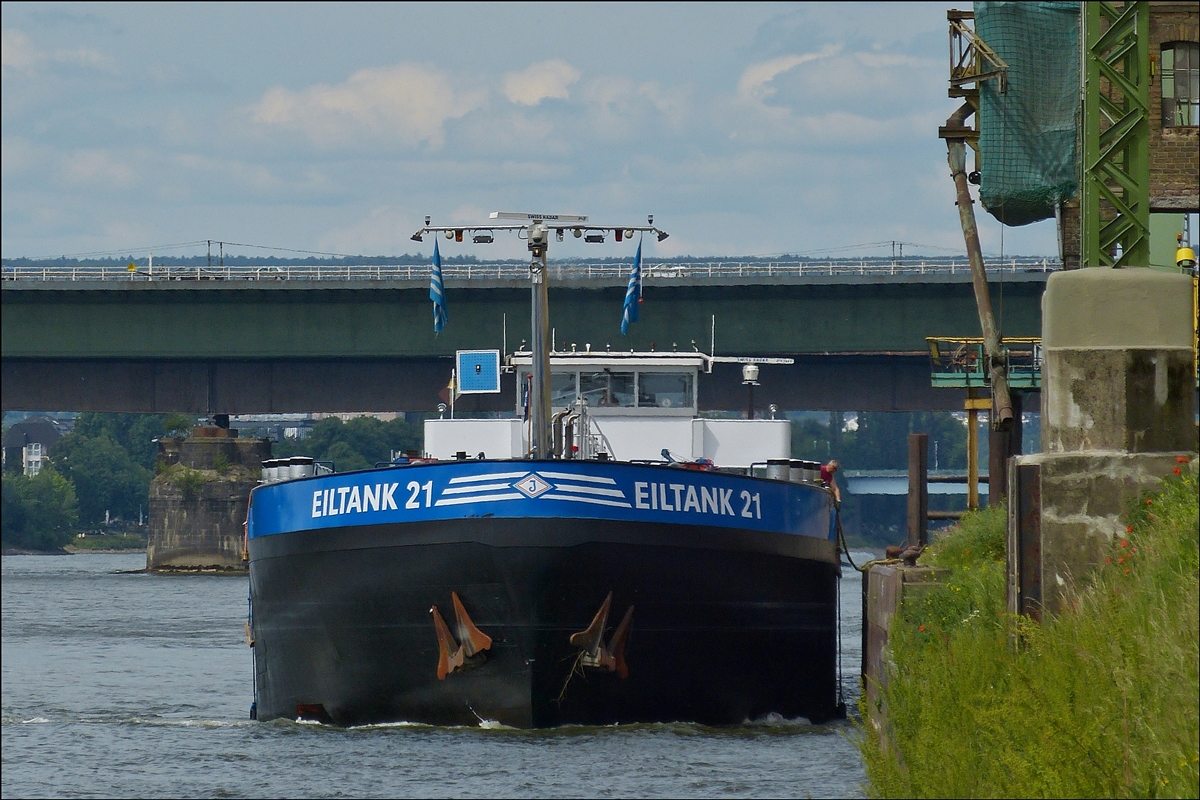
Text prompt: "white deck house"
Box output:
[[425, 351, 789, 469]]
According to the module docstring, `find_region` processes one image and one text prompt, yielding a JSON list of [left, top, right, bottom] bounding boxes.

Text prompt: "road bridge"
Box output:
[[1, 262, 1051, 414]]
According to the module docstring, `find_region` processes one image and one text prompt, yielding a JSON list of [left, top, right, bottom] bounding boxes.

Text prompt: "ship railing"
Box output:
[[1, 258, 1059, 283]]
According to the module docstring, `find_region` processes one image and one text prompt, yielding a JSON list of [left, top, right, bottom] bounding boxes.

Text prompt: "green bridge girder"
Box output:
[[2, 273, 1047, 360]]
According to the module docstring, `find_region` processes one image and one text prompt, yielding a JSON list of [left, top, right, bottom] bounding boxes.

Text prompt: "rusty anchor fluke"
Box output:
[[569, 591, 633, 678], [430, 591, 493, 680]]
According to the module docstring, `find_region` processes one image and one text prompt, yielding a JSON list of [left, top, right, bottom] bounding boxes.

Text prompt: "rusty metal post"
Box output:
[[947, 139, 1014, 429], [1006, 459, 1042, 621], [906, 433, 929, 548], [989, 390, 1022, 506], [966, 398, 980, 511]]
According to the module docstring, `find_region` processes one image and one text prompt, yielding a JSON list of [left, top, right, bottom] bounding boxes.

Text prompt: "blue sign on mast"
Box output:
[[456, 350, 502, 394]]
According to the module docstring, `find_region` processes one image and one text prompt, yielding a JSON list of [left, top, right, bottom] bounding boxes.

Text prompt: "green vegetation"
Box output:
[[159, 464, 210, 500], [162, 413, 194, 438], [859, 465, 1200, 798], [51, 427, 152, 526], [67, 532, 147, 551], [273, 415, 423, 472], [2, 412, 183, 551], [1, 468, 79, 551]]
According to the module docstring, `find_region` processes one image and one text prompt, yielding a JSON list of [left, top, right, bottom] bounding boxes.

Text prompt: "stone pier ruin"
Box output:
[[148, 427, 269, 571]]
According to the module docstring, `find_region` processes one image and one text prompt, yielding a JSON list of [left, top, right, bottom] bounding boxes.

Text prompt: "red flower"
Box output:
[[919, 625, 926, 632], [1105, 557, 1113, 564], [1120, 539, 1129, 548], [1127, 525, 1134, 533], [1118, 556, 1125, 564], [1145, 498, 1153, 505], [1174, 467, 1182, 475], [1177, 455, 1190, 463], [1124, 568, 1131, 574]]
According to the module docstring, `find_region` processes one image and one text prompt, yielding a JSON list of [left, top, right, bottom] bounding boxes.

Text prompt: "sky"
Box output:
[[1, 2, 1062, 262]]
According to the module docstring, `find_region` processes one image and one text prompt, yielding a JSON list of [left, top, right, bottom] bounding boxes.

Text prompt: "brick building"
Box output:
[[1148, 1, 1200, 214]]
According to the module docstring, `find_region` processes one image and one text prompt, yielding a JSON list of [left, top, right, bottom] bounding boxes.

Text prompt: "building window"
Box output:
[[1162, 42, 1200, 127], [23, 443, 43, 476]]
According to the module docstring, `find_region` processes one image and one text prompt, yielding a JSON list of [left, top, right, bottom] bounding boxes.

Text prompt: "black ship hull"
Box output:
[[249, 516, 841, 728]]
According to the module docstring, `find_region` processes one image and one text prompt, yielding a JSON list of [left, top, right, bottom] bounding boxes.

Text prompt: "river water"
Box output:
[[2, 553, 868, 798]]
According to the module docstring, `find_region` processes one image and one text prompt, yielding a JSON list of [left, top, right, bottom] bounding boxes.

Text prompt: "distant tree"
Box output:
[[323, 441, 372, 473], [50, 431, 151, 526], [791, 416, 840, 462], [843, 411, 967, 471], [72, 412, 169, 470], [162, 413, 196, 438], [272, 415, 424, 469], [1, 468, 79, 551]]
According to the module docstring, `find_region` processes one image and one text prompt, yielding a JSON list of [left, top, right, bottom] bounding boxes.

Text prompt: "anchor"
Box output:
[[430, 591, 493, 680], [568, 591, 633, 678]]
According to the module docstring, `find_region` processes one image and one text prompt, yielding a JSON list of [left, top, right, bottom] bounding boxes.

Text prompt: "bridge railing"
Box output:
[[1, 258, 1058, 283]]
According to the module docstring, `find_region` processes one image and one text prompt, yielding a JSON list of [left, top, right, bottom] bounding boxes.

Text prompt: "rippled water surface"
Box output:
[[2, 553, 868, 798]]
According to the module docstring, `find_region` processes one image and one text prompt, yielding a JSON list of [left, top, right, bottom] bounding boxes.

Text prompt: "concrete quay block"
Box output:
[[1042, 348, 1196, 453], [1041, 267, 1196, 455], [1009, 450, 1194, 615]]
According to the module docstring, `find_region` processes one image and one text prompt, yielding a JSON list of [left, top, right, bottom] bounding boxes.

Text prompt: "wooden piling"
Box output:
[[906, 433, 928, 547]]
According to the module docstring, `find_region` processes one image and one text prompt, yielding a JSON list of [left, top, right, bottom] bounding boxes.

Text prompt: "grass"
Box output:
[[68, 533, 147, 551], [858, 461, 1200, 798]]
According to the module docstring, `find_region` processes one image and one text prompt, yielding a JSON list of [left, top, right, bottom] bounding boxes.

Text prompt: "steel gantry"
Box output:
[[1081, 1, 1151, 268]]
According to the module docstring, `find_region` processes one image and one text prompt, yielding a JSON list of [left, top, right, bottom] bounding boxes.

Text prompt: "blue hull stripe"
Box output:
[[248, 461, 835, 541]]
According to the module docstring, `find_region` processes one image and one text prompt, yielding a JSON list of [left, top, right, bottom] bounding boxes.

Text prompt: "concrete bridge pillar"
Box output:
[[1008, 267, 1196, 618]]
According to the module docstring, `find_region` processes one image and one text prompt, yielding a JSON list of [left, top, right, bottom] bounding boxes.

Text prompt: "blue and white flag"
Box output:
[[620, 239, 642, 335], [430, 239, 448, 333]]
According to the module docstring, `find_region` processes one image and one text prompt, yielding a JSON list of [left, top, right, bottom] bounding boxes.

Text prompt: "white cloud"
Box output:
[[1, 28, 113, 74], [1, 137, 47, 176], [316, 205, 416, 255], [175, 154, 281, 193], [1, 29, 37, 70], [58, 150, 135, 188], [252, 63, 486, 148], [736, 45, 841, 103], [55, 46, 113, 70], [503, 59, 580, 106]]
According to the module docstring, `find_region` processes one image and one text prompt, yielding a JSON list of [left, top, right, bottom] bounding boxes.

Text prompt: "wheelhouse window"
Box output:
[[1162, 42, 1200, 127], [551, 372, 577, 407], [579, 371, 635, 407], [637, 372, 694, 409]]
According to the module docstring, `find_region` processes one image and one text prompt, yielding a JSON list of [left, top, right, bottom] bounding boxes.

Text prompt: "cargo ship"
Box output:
[[246, 214, 844, 727]]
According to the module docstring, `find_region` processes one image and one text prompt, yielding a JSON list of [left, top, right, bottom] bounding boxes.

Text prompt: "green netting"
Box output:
[[976, 1, 1079, 227]]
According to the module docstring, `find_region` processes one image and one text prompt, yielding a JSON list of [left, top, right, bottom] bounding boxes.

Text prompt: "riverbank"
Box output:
[[858, 463, 1199, 798], [66, 533, 147, 553], [3, 534, 146, 556]]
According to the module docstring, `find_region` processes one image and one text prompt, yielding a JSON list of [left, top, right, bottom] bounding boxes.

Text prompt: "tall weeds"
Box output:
[[859, 463, 1200, 798]]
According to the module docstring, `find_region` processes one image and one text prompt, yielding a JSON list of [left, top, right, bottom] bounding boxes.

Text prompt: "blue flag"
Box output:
[[430, 239, 448, 333], [620, 239, 642, 335]]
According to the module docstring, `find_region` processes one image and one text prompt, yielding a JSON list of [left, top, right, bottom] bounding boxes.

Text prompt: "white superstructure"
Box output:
[[424, 351, 790, 469]]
